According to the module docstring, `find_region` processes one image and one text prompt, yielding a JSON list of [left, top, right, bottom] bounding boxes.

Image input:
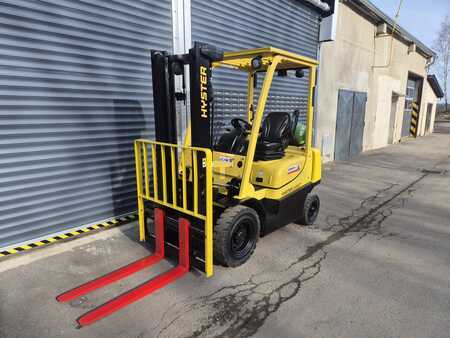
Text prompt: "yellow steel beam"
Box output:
[[170, 147, 177, 208], [247, 72, 254, 123], [237, 55, 282, 200], [181, 150, 187, 209], [204, 150, 213, 277], [134, 141, 146, 241], [306, 66, 317, 155], [151, 144, 158, 200], [161, 146, 167, 203], [143, 144, 149, 197], [221, 47, 319, 65], [193, 151, 198, 214]]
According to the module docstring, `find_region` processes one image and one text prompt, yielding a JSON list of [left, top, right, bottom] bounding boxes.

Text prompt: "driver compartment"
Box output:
[[212, 146, 306, 191], [214, 110, 302, 160]]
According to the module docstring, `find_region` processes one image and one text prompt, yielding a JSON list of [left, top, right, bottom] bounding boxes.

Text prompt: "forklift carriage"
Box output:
[[57, 42, 322, 326]]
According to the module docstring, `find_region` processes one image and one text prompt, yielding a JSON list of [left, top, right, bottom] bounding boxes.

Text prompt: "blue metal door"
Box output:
[[335, 90, 366, 161]]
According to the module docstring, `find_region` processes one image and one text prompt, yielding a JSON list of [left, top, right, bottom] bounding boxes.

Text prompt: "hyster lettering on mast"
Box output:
[[57, 42, 322, 326]]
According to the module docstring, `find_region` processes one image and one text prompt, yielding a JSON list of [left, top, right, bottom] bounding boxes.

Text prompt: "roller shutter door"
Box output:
[[191, 0, 321, 135], [0, 0, 172, 247]]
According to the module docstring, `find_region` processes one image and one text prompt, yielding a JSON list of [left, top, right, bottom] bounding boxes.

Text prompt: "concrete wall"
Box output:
[[316, 1, 439, 162], [421, 80, 439, 134]]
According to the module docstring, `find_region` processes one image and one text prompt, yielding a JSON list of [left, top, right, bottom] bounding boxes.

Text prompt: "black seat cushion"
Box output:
[[255, 112, 291, 161], [260, 112, 291, 144], [255, 142, 284, 160]]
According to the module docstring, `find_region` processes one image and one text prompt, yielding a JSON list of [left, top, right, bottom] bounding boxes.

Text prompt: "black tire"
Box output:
[[297, 194, 320, 225], [214, 205, 260, 267]]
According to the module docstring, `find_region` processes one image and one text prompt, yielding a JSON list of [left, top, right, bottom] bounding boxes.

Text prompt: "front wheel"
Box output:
[[214, 205, 260, 267], [297, 194, 320, 225]]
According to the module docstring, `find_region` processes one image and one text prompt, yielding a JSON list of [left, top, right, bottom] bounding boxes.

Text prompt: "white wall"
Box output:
[[316, 1, 438, 162]]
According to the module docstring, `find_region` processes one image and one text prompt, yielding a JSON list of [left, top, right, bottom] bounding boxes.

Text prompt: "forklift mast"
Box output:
[[57, 44, 223, 327], [150, 42, 223, 149], [150, 42, 223, 215]]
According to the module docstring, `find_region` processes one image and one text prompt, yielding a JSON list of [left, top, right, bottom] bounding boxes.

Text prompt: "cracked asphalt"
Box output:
[[1, 123, 449, 338]]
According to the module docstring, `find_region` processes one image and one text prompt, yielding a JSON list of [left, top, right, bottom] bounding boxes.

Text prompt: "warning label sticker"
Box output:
[[287, 164, 300, 174], [219, 156, 233, 164]]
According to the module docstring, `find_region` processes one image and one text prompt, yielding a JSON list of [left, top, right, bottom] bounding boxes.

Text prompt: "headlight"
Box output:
[[251, 56, 262, 70]]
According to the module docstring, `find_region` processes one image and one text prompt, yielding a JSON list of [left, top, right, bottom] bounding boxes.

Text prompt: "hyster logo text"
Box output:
[[200, 66, 208, 118]]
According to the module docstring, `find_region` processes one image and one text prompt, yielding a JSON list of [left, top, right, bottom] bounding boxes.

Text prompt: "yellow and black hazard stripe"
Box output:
[[0, 214, 137, 258], [410, 103, 419, 137]]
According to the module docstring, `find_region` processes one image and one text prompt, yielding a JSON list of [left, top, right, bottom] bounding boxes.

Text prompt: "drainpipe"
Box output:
[[426, 55, 436, 73]]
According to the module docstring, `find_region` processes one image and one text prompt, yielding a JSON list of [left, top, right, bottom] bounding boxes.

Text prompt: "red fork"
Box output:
[[56, 208, 166, 303], [76, 217, 190, 326], [56, 208, 191, 327]]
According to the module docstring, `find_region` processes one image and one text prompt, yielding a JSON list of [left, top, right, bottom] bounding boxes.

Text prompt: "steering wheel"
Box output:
[[231, 118, 251, 133]]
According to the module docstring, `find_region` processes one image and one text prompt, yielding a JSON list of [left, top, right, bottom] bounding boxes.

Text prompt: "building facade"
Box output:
[[0, 0, 331, 248], [316, 0, 440, 162], [1, 0, 441, 249]]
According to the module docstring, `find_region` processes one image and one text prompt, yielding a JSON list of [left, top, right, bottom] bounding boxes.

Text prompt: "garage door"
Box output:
[[402, 77, 423, 138], [191, 0, 321, 136], [0, 0, 172, 247]]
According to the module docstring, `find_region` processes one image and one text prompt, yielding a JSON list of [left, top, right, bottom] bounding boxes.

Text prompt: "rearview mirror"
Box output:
[[295, 69, 305, 78]]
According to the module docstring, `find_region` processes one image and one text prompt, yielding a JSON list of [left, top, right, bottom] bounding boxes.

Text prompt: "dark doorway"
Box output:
[[425, 103, 433, 133], [388, 93, 399, 144], [335, 90, 367, 161], [401, 75, 423, 138]]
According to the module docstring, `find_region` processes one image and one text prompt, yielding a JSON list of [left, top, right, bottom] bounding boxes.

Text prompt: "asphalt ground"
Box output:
[[1, 123, 449, 338]]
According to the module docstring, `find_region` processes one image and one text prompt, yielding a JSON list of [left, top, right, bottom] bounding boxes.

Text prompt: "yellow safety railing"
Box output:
[[134, 139, 214, 277]]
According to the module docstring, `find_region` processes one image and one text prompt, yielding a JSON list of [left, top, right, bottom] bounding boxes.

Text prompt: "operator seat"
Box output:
[[215, 127, 247, 154], [255, 112, 291, 161]]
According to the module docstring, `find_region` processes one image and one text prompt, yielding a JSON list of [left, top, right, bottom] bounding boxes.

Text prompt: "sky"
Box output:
[[370, 0, 450, 49]]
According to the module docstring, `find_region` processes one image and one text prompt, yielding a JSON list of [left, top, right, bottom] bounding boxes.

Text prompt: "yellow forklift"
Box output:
[[57, 43, 321, 326]]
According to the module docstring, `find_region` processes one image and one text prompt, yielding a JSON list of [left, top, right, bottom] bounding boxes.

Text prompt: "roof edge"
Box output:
[[349, 0, 435, 58], [427, 75, 445, 98], [304, 0, 331, 11]]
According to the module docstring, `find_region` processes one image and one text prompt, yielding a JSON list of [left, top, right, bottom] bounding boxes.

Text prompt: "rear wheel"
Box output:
[[297, 194, 320, 225], [214, 205, 260, 267]]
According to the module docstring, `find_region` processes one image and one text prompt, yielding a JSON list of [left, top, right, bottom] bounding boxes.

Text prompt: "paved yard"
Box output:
[[1, 124, 449, 338]]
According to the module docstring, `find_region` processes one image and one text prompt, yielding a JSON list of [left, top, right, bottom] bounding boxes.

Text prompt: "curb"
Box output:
[[0, 214, 137, 259]]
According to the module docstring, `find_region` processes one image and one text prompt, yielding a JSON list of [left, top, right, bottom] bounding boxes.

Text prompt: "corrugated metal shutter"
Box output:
[[191, 0, 320, 135], [0, 0, 172, 247]]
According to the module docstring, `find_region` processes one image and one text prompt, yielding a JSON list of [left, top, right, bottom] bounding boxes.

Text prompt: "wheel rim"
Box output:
[[308, 199, 319, 221], [230, 218, 255, 259]]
